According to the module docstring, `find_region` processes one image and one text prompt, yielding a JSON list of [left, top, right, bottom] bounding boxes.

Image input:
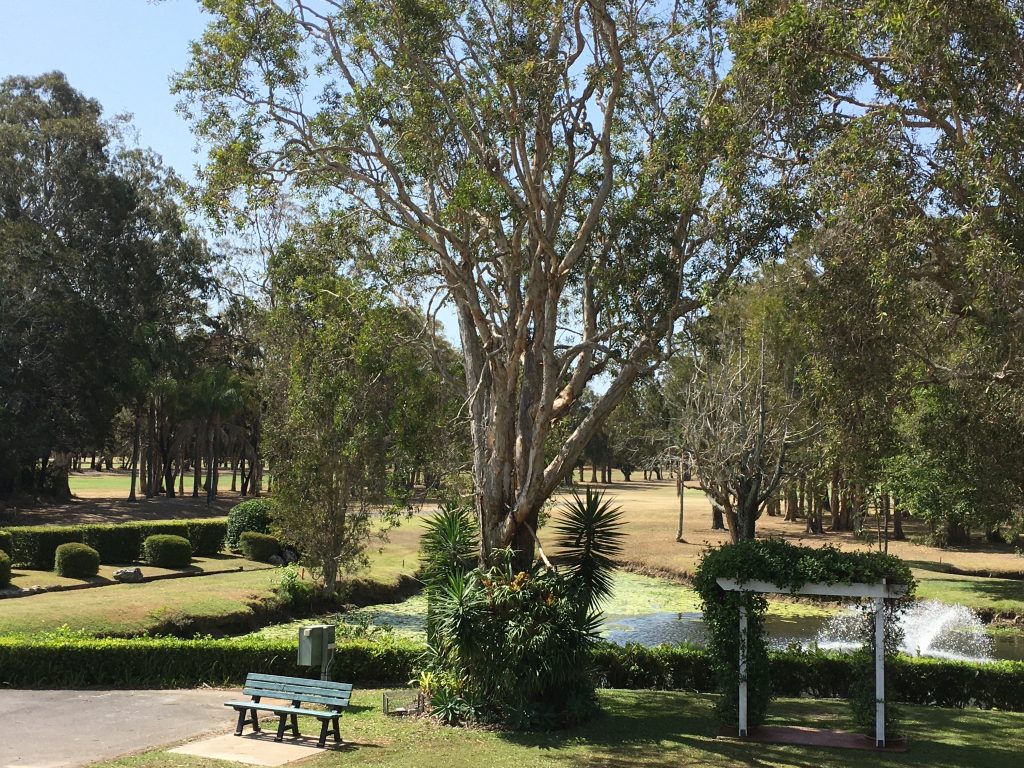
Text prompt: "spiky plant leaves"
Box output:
[[552, 487, 627, 613], [420, 499, 478, 589]]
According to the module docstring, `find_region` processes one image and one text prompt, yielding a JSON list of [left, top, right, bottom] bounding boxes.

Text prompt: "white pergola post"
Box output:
[[738, 605, 748, 737], [874, 596, 886, 747]]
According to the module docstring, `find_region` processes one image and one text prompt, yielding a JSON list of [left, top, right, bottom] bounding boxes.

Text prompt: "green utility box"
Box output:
[[297, 624, 336, 667]]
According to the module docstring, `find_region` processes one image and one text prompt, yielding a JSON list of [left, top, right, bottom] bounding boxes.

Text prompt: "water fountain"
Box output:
[[814, 600, 996, 662]]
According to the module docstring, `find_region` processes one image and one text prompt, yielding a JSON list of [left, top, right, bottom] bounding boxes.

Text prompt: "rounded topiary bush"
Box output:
[[0, 529, 12, 558], [143, 534, 192, 569], [239, 531, 281, 563], [226, 499, 275, 549], [0, 550, 11, 588], [54, 542, 101, 578]]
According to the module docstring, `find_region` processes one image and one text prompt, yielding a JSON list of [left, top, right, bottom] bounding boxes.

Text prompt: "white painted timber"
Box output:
[[875, 597, 886, 747], [715, 578, 908, 599], [738, 605, 748, 737]]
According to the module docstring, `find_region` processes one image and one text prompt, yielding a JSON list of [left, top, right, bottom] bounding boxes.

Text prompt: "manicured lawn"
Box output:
[[0, 541, 419, 637], [88, 689, 1024, 768], [913, 569, 1024, 615]]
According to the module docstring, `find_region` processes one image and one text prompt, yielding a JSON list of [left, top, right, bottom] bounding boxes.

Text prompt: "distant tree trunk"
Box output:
[[193, 430, 202, 497], [578, 464, 584, 482], [945, 519, 970, 546], [676, 458, 686, 542], [128, 403, 142, 503], [145, 399, 157, 498], [590, 464, 597, 483], [230, 450, 239, 493], [892, 498, 906, 540]]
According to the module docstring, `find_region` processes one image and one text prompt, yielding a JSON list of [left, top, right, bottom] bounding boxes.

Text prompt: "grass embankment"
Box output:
[[89, 689, 1024, 768]]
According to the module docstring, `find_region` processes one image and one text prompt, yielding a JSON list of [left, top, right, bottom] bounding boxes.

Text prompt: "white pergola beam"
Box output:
[[715, 578, 908, 599]]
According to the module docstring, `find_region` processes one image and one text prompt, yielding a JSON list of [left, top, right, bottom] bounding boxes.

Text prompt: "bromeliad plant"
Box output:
[[418, 489, 625, 730]]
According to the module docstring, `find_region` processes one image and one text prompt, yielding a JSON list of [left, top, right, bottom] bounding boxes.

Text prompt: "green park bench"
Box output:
[[225, 672, 353, 748]]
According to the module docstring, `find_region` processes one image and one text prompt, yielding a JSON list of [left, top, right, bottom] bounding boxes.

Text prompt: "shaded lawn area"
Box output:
[[5, 554, 271, 592], [913, 569, 1024, 615], [89, 689, 1024, 768]]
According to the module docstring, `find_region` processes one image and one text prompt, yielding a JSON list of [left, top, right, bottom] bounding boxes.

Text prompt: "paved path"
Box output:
[[0, 689, 231, 768]]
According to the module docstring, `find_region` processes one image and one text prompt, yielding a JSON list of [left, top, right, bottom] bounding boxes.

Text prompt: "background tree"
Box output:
[[264, 235, 464, 593]]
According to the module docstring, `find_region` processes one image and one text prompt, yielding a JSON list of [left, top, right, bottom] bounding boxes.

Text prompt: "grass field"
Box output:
[[89, 689, 1024, 768]]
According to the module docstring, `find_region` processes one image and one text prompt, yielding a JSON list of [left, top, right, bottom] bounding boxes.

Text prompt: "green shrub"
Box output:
[[0, 529, 12, 557], [7, 526, 83, 569], [142, 535, 192, 568], [185, 520, 227, 556], [81, 525, 143, 564], [54, 543, 100, 578], [239, 531, 280, 562], [0, 550, 11, 588], [419, 490, 625, 729], [0, 634, 419, 689], [226, 499, 275, 549]]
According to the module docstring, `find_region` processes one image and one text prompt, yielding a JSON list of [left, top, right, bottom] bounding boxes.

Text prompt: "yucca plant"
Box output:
[[552, 487, 627, 612]]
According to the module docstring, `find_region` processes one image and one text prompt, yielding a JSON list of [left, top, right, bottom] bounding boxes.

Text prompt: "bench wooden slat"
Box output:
[[245, 673, 352, 692], [241, 689, 351, 708], [242, 684, 351, 701]]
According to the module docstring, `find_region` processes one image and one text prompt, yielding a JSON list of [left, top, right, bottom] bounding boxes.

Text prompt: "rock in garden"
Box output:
[[113, 567, 144, 583], [282, 548, 299, 564], [269, 554, 285, 566]]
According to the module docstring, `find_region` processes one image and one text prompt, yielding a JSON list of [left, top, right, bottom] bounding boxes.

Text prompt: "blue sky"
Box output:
[[1, 0, 209, 181]]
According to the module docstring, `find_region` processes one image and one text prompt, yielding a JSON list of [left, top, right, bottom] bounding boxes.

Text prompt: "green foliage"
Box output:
[[183, 520, 228, 556], [0, 550, 10, 588], [274, 563, 317, 610], [552, 488, 626, 612], [226, 499, 275, 549], [418, 492, 625, 730], [81, 525, 143, 565], [54, 543, 100, 579], [0, 529, 11, 556], [7, 527, 84, 570], [0, 632, 419, 689], [693, 540, 915, 732], [142, 535, 192, 569], [1, 520, 227, 568], [239, 531, 281, 563]]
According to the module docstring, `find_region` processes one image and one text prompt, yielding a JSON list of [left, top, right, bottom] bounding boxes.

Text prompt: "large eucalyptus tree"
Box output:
[[175, 0, 791, 566]]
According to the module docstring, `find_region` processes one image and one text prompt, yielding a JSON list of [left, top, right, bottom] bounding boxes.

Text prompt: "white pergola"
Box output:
[[716, 577, 909, 748]]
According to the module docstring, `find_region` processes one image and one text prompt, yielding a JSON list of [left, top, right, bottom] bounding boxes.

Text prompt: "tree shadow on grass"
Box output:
[[497, 692, 1024, 768]]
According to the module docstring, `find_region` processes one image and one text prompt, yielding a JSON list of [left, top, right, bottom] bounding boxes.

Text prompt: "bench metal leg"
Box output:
[[275, 713, 288, 742], [332, 715, 342, 743], [290, 713, 300, 739], [234, 708, 247, 736], [251, 708, 261, 733], [317, 718, 330, 748]]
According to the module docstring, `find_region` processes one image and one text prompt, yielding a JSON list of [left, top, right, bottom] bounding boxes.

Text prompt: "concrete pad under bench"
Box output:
[[170, 732, 341, 766]]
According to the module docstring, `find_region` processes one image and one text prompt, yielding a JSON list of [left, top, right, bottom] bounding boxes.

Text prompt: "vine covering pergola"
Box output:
[[693, 540, 915, 750]]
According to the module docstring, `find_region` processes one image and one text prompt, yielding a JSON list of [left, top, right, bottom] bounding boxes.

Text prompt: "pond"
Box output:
[[252, 571, 1024, 662]]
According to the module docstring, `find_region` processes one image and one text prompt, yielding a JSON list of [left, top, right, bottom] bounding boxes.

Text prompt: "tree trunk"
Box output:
[[676, 458, 686, 542], [128, 402, 142, 503], [892, 499, 906, 541]]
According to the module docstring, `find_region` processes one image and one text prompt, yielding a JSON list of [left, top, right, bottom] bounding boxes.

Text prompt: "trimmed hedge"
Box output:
[[226, 499, 275, 549], [6, 526, 83, 570], [143, 535, 192, 569], [0, 519, 227, 568], [54, 543, 101, 578], [0, 635, 1020, 711], [0, 635, 419, 688], [0, 550, 10, 588], [0, 529, 12, 556], [239, 531, 281, 563]]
